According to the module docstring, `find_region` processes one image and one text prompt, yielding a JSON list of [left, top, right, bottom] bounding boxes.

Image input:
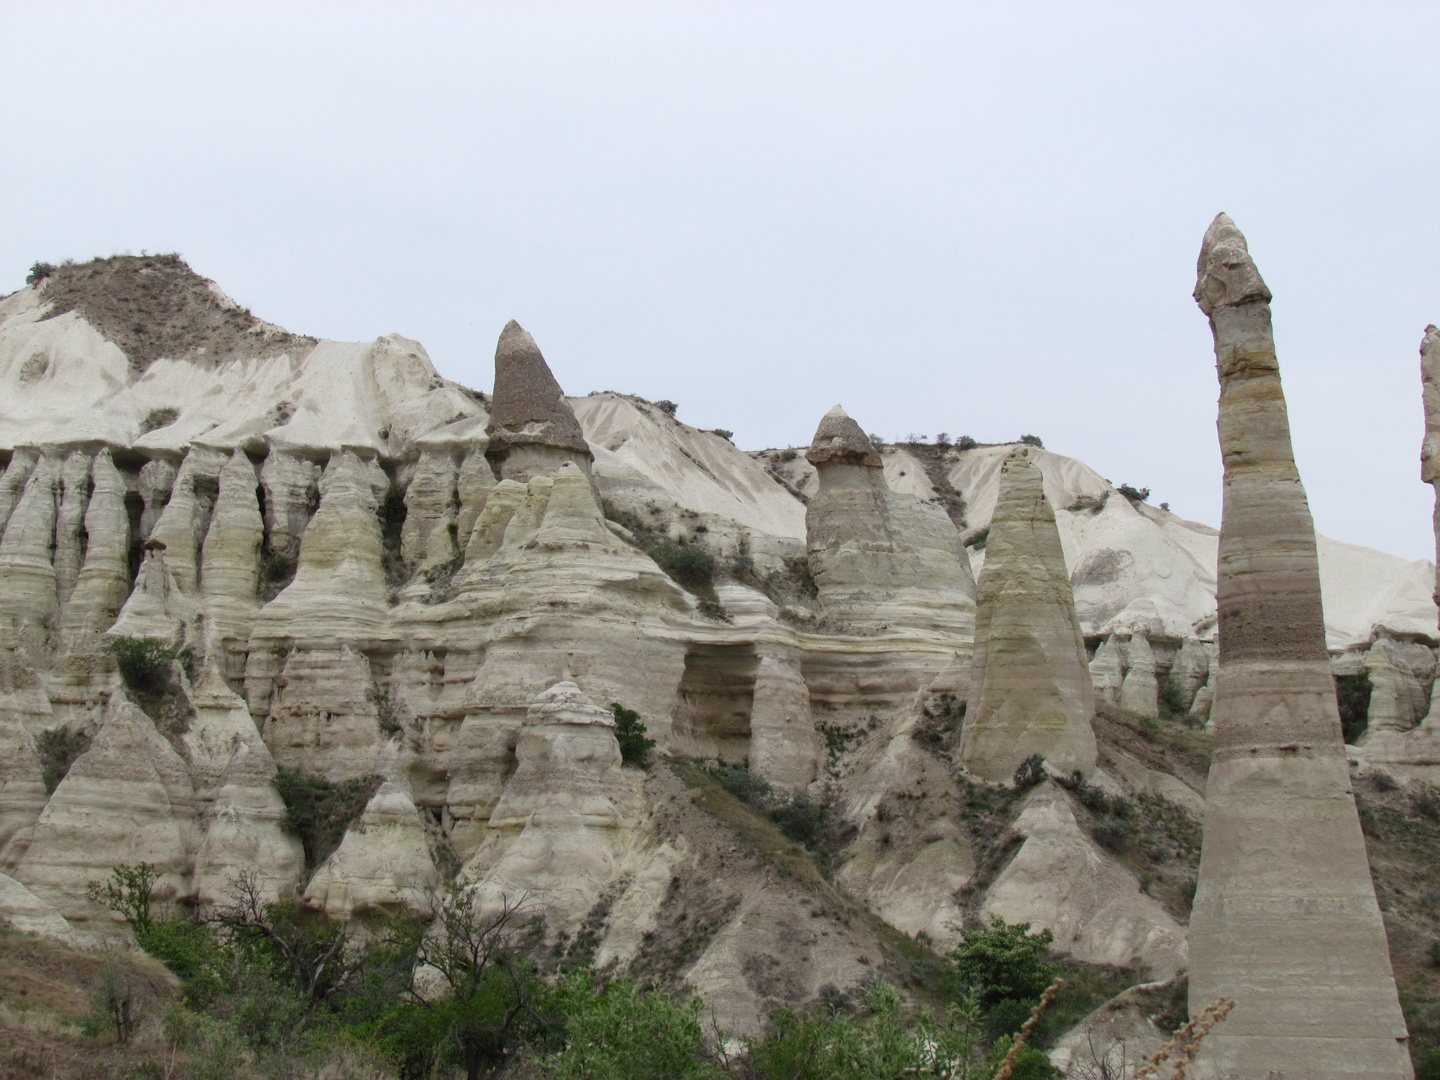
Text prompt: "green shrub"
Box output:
[[81, 957, 141, 1044], [140, 406, 180, 434], [1013, 754, 1046, 790], [106, 635, 179, 694], [654, 400, 679, 417], [273, 768, 379, 869], [704, 762, 837, 860], [956, 435, 978, 451], [710, 428, 734, 441], [610, 703, 656, 768], [546, 972, 721, 1080], [950, 916, 1056, 1020], [26, 261, 56, 286], [648, 542, 715, 590], [87, 863, 160, 936], [1019, 434, 1043, 448], [1158, 675, 1187, 718], [965, 527, 989, 550], [1092, 818, 1133, 852], [37, 725, 91, 794]]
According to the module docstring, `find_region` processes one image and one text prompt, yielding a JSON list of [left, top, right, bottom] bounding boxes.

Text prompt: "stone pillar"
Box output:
[[1422, 324, 1440, 614], [484, 321, 592, 483], [1187, 213, 1410, 1079], [1118, 632, 1159, 718], [959, 447, 1097, 782]]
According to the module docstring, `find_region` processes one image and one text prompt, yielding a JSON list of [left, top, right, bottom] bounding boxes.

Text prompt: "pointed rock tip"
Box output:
[[806, 405, 881, 467], [487, 321, 589, 454], [1194, 211, 1272, 315], [1424, 324, 1440, 357]]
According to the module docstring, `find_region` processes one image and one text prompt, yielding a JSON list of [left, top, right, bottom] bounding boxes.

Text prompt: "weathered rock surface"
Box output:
[[16, 697, 197, 932], [1187, 213, 1410, 1079], [960, 447, 1097, 782], [983, 785, 1187, 977], [60, 450, 131, 644], [1421, 323, 1440, 605], [804, 406, 976, 636], [0, 711, 48, 862], [485, 321, 591, 481], [1118, 632, 1159, 718], [259, 450, 321, 559], [304, 782, 439, 917], [1089, 635, 1124, 705], [0, 871, 76, 942]]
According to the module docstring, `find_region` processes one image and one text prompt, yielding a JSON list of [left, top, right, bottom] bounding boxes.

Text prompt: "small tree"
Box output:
[[611, 703, 656, 767], [105, 636, 178, 694], [654, 400, 679, 417], [212, 871, 365, 1037], [82, 956, 140, 1045], [87, 862, 160, 937], [1013, 754, 1046, 790], [951, 917, 1056, 1037], [383, 885, 543, 1080], [1019, 434, 1043, 448]]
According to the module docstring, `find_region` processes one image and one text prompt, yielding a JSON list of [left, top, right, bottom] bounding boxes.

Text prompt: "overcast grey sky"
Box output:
[[2, 2, 1436, 558]]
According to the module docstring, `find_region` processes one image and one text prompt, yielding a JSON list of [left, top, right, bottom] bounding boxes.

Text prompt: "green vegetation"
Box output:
[[610, 703, 656, 768], [106, 635, 181, 694], [257, 550, 296, 602], [140, 406, 180, 434], [965, 527, 989, 550], [648, 542, 716, 590], [1157, 675, 1187, 720], [1019, 435, 1043, 448], [1013, 754, 1046, 790], [956, 435, 979, 451], [272, 768, 380, 870], [37, 725, 91, 794], [1337, 671, 1373, 744], [1116, 483, 1150, 503], [27, 260, 57, 286], [702, 762, 839, 867], [654, 399, 679, 417], [913, 692, 964, 759], [379, 481, 408, 592]]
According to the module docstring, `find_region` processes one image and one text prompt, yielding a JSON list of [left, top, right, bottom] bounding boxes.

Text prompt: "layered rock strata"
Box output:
[[484, 321, 592, 482], [1187, 213, 1410, 1079], [804, 406, 976, 636], [60, 450, 131, 643], [1117, 632, 1159, 718], [959, 447, 1097, 782], [1424, 322, 1440, 606], [304, 782, 439, 917]]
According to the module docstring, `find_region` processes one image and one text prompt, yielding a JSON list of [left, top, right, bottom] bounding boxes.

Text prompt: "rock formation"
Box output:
[[484, 321, 591, 482], [0, 711, 47, 862], [1187, 213, 1410, 1078], [1089, 635, 1123, 705], [200, 450, 263, 672], [138, 458, 177, 542], [303, 782, 439, 917], [16, 697, 197, 932], [1117, 632, 1159, 718], [959, 447, 1097, 782], [465, 681, 641, 926], [59, 450, 131, 643], [0, 453, 62, 645], [53, 450, 91, 608], [803, 405, 976, 636], [259, 451, 321, 559], [1423, 323, 1440, 607]]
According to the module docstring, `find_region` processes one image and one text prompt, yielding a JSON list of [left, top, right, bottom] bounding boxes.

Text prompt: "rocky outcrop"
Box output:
[[148, 447, 226, 596], [138, 458, 177, 541], [982, 786, 1187, 978], [0, 711, 48, 863], [1169, 637, 1213, 713], [1187, 213, 1410, 1079], [189, 672, 304, 907], [959, 447, 1097, 782], [259, 451, 321, 558], [303, 782, 439, 917], [60, 450, 131, 643], [53, 450, 91, 608], [1089, 635, 1123, 705], [1362, 637, 1435, 737], [455, 445, 496, 546], [0, 449, 38, 536], [464, 682, 642, 927], [803, 406, 976, 636], [200, 450, 263, 671], [1422, 323, 1440, 608], [1117, 632, 1159, 718], [400, 448, 459, 566], [15, 697, 197, 932], [484, 321, 591, 482], [0, 453, 62, 644]]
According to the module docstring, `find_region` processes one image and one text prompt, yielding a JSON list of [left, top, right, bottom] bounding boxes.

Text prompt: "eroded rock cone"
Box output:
[[485, 321, 591, 482], [959, 447, 1096, 782], [1187, 213, 1410, 1079], [803, 405, 975, 635]]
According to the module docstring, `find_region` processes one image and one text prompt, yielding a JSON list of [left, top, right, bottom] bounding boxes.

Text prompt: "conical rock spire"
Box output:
[[486, 321, 589, 457], [806, 405, 881, 467], [1187, 215, 1410, 1079]]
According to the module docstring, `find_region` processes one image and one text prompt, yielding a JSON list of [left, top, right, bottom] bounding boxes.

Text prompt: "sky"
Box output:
[[2, 2, 1437, 559]]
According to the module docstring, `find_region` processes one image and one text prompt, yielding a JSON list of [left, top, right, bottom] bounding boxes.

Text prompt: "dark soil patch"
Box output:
[[35, 254, 314, 374]]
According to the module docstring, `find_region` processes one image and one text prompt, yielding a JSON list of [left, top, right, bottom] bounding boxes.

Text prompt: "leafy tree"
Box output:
[[951, 917, 1056, 1031], [611, 703, 656, 767], [87, 862, 160, 937], [381, 886, 544, 1080], [105, 636, 179, 694], [546, 971, 722, 1080], [1013, 754, 1047, 790], [1019, 434, 1043, 448]]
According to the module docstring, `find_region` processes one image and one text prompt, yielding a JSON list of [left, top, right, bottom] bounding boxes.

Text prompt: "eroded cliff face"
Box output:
[[0, 252, 1431, 1051]]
